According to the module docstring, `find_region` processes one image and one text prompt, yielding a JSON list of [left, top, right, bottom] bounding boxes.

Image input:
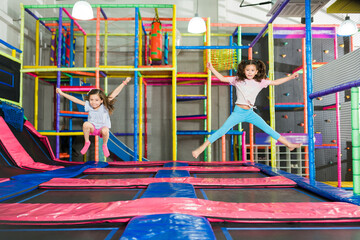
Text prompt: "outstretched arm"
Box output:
[[56, 88, 85, 106], [207, 62, 230, 83], [270, 72, 299, 86], [108, 77, 132, 101]]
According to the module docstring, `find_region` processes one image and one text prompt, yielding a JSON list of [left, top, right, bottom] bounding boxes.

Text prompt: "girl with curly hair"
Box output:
[[192, 60, 301, 159]]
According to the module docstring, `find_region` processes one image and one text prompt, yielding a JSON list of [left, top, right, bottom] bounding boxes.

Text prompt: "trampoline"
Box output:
[[1, 113, 360, 239]]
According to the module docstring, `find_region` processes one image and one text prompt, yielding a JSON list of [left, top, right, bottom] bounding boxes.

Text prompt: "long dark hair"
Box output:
[[236, 59, 267, 82], [84, 89, 116, 115]]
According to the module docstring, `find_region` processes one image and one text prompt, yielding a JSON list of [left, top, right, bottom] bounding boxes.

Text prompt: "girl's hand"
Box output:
[[206, 62, 213, 70], [291, 73, 299, 79], [125, 77, 131, 84], [56, 88, 63, 95]]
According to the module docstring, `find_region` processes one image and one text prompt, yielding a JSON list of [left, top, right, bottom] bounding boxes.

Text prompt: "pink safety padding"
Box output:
[[23, 121, 83, 165], [0, 117, 63, 171], [83, 166, 260, 174], [0, 178, 9, 183], [0, 199, 359, 225], [24, 121, 58, 162], [40, 176, 296, 189], [108, 161, 248, 167]]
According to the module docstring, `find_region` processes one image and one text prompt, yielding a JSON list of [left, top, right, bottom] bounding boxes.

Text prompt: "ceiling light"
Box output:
[[338, 16, 358, 36], [188, 0, 206, 33], [71, 1, 94, 20]]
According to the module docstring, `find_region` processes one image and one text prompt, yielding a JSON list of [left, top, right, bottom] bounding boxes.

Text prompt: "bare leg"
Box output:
[[80, 122, 94, 155], [83, 122, 94, 142], [277, 136, 302, 151], [101, 127, 109, 145], [192, 140, 211, 159], [101, 127, 110, 157]]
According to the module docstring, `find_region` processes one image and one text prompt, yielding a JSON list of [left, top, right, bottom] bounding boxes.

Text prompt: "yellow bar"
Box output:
[[172, 4, 177, 161], [34, 20, 39, 129], [104, 20, 108, 66], [12, 49, 16, 58], [139, 76, 143, 161], [23, 65, 57, 69], [0, 98, 21, 106], [268, 24, 276, 167], [206, 17, 212, 161], [84, 35, 87, 83], [177, 74, 207, 77], [0, 51, 20, 63], [38, 131, 84, 136], [36, 20, 39, 66]]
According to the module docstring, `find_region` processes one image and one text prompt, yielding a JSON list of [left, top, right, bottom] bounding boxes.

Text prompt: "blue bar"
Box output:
[[0, 39, 22, 53], [305, 0, 315, 185]]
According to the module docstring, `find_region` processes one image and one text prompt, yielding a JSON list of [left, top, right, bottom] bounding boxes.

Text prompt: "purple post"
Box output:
[[56, 8, 63, 159]]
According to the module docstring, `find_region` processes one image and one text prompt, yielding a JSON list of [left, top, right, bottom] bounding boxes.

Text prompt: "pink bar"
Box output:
[[323, 104, 336, 110], [177, 116, 207, 120], [62, 8, 87, 36], [143, 23, 172, 27], [60, 86, 96, 92], [336, 93, 341, 188]]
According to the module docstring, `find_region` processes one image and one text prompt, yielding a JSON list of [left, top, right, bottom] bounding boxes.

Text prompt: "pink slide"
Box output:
[[0, 117, 63, 171]]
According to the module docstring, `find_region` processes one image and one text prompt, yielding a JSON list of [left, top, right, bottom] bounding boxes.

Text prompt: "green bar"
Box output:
[[351, 87, 360, 195]]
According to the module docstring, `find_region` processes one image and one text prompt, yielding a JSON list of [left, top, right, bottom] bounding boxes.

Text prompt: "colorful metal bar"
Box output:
[[302, 38, 309, 178], [305, 0, 315, 185], [249, 0, 290, 47], [351, 87, 360, 195], [176, 46, 248, 50], [172, 4, 177, 161], [56, 7, 63, 159], [268, 24, 276, 167], [24, 8, 52, 32], [62, 8, 87, 35], [0, 39, 22, 53], [134, 8, 140, 161]]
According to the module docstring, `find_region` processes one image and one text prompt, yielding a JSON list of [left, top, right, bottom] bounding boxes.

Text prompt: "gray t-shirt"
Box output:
[[85, 101, 111, 129]]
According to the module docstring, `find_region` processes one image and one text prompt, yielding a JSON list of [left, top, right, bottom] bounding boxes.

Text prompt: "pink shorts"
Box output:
[[89, 124, 103, 138]]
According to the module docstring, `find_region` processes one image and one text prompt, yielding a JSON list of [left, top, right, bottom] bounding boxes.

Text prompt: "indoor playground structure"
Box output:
[[0, 0, 360, 239]]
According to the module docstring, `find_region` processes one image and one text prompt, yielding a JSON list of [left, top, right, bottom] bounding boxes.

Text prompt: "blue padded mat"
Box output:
[[163, 162, 189, 167], [155, 170, 190, 178], [140, 182, 197, 199], [0, 161, 108, 202], [120, 213, 215, 240]]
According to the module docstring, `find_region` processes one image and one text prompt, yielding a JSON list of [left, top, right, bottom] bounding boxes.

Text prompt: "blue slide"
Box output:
[[108, 131, 148, 162]]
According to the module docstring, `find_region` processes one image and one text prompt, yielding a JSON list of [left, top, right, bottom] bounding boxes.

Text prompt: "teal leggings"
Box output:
[[208, 105, 281, 143]]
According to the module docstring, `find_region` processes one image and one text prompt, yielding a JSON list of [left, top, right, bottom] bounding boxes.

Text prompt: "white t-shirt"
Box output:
[[228, 77, 271, 107], [85, 101, 111, 129]]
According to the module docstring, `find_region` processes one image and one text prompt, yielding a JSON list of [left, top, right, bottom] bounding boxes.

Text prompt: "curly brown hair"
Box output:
[[84, 89, 116, 115], [236, 59, 267, 82]]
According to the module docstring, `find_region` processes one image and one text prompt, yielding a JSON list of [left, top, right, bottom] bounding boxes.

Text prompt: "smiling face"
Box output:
[[244, 64, 258, 80], [89, 93, 103, 110]]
